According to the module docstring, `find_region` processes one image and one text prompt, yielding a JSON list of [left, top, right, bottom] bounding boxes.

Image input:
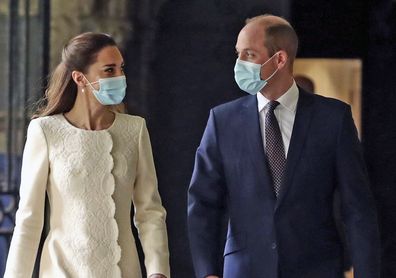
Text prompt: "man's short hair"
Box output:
[[246, 15, 299, 64]]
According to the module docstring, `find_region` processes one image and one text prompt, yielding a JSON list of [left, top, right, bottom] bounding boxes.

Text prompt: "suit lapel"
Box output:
[[241, 96, 276, 202], [275, 90, 314, 209]]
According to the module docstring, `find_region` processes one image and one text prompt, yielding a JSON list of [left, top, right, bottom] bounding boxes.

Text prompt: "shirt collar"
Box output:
[[257, 80, 299, 113]]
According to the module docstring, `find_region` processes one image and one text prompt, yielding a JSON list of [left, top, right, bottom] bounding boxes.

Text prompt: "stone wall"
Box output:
[[50, 0, 133, 69]]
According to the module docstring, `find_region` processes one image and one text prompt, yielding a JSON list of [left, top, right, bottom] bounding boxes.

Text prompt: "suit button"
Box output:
[[271, 242, 277, 249]]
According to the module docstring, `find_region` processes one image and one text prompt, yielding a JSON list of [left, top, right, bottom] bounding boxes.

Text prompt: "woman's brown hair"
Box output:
[[32, 32, 125, 119]]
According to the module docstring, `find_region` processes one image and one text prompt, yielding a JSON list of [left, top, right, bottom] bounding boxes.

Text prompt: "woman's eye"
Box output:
[[104, 68, 114, 73]]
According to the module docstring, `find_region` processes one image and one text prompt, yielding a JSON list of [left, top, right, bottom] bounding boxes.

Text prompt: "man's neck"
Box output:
[[260, 75, 294, 100]]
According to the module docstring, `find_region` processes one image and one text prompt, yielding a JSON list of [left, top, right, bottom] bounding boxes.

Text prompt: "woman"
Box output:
[[4, 33, 170, 278]]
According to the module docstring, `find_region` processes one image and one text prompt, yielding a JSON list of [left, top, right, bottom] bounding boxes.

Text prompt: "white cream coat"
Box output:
[[4, 113, 170, 278]]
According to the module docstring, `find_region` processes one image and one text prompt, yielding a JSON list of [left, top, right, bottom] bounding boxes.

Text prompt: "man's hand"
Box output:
[[149, 274, 167, 278]]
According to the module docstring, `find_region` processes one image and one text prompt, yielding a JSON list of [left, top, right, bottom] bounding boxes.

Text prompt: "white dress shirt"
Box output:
[[257, 81, 299, 157]]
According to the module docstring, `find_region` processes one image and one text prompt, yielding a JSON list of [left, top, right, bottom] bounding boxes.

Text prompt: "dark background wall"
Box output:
[[364, 1, 396, 277], [124, 0, 396, 277]]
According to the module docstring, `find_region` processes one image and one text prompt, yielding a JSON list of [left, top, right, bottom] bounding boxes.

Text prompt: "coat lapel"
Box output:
[[241, 96, 277, 202], [275, 89, 314, 209]]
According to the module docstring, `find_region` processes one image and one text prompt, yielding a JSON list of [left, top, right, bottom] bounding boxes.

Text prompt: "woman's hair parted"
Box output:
[[32, 32, 119, 119]]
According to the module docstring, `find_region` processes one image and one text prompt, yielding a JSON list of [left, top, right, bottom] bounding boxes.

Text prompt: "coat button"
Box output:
[[271, 242, 277, 249]]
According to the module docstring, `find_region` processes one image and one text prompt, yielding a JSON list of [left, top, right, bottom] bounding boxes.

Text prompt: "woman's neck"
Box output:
[[64, 90, 115, 131]]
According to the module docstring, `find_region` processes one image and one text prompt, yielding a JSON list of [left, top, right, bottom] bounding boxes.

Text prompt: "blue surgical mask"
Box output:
[[234, 52, 279, 95], [84, 75, 127, 105]]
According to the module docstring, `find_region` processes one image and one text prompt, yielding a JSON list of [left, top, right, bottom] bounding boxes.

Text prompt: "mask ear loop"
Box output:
[[260, 52, 280, 67], [260, 52, 280, 81], [264, 67, 279, 82], [82, 75, 99, 92]]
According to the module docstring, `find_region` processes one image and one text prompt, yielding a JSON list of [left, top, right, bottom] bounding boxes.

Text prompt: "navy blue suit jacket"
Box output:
[[187, 89, 380, 278]]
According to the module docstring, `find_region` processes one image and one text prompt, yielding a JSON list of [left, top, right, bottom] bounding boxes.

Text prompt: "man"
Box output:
[[187, 14, 380, 278]]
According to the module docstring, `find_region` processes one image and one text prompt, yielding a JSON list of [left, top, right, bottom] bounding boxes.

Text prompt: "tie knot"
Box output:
[[267, 101, 280, 112]]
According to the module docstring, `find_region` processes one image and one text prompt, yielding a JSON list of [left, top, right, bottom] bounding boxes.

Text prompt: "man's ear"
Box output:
[[276, 50, 288, 70]]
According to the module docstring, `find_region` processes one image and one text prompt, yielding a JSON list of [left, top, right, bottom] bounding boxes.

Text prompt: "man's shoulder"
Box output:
[[212, 95, 254, 114], [312, 92, 347, 106], [302, 90, 349, 113]]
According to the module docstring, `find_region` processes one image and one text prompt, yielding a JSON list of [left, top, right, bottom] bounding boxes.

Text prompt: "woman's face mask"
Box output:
[[84, 75, 127, 105]]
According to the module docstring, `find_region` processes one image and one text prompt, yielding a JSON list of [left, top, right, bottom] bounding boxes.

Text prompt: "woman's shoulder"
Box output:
[[29, 114, 63, 127], [116, 113, 146, 127], [113, 114, 148, 143], [24, 115, 64, 143], [116, 112, 144, 121], [28, 114, 66, 137]]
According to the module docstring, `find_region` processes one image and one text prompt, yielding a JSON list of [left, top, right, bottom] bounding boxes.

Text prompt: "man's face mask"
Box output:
[[234, 52, 280, 95]]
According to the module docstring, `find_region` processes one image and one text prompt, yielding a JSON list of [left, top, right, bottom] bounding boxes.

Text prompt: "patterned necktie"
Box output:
[[265, 101, 286, 197]]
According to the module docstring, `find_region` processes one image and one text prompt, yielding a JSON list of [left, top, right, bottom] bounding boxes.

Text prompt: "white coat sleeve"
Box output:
[[4, 119, 49, 278], [132, 118, 170, 278]]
